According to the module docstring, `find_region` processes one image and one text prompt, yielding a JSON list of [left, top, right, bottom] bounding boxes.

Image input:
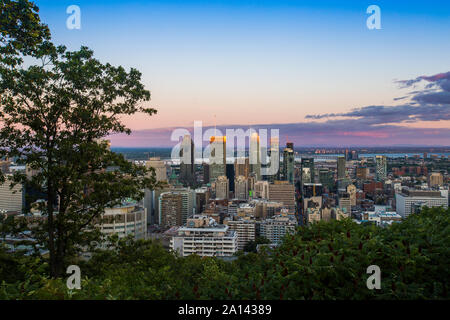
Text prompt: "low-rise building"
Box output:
[[259, 214, 297, 244], [170, 215, 238, 257], [101, 201, 147, 239], [396, 188, 448, 218], [224, 218, 256, 250]]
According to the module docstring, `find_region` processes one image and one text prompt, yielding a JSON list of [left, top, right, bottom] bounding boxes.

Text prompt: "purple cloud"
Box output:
[[109, 71, 450, 147]]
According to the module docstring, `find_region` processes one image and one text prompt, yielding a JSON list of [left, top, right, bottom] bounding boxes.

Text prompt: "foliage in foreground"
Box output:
[[0, 207, 448, 300]]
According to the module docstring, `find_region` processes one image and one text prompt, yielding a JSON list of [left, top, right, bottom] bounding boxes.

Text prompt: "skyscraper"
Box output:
[[226, 163, 235, 193], [249, 132, 261, 180], [209, 136, 226, 182], [282, 142, 294, 184], [180, 135, 195, 187], [267, 136, 281, 182], [375, 155, 387, 181], [235, 157, 250, 178], [301, 158, 314, 184], [144, 157, 168, 225], [319, 168, 334, 191], [337, 156, 346, 180]]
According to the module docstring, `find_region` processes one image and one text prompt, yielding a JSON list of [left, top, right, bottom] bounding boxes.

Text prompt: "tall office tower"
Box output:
[[345, 149, 350, 161], [260, 144, 268, 180], [337, 156, 346, 180], [351, 150, 359, 160], [346, 184, 357, 206], [202, 163, 210, 184], [282, 143, 295, 184], [319, 168, 335, 191], [267, 137, 281, 182], [375, 155, 387, 181], [234, 175, 249, 200], [301, 158, 314, 184], [215, 175, 229, 200], [209, 136, 226, 182], [268, 181, 296, 210], [428, 172, 444, 187], [159, 189, 196, 227], [235, 157, 250, 178], [144, 157, 168, 225], [179, 135, 195, 187], [249, 132, 261, 180], [226, 163, 235, 193], [146, 157, 167, 182], [286, 142, 294, 150]]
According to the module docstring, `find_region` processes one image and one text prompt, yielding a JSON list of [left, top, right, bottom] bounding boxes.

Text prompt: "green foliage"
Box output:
[[0, 0, 50, 67], [1, 207, 448, 300], [243, 236, 271, 253]]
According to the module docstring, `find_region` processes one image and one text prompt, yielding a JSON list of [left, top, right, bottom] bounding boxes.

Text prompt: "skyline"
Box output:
[[35, 0, 450, 146]]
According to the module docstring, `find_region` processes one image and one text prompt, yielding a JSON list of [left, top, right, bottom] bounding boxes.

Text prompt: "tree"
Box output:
[[243, 236, 270, 253], [0, 0, 50, 68], [0, 2, 160, 277]]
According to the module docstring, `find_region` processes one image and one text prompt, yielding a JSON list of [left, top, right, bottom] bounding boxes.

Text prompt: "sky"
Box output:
[[35, 0, 450, 147]]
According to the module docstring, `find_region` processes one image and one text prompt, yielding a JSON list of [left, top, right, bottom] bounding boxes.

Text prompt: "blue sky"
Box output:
[[34, 0, 450, 146]]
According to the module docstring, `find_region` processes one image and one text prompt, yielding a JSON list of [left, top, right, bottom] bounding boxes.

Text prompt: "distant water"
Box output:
[[111, 147, 450, 161], [293, 153, 450, 162], [358, 153, 450, 158]]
